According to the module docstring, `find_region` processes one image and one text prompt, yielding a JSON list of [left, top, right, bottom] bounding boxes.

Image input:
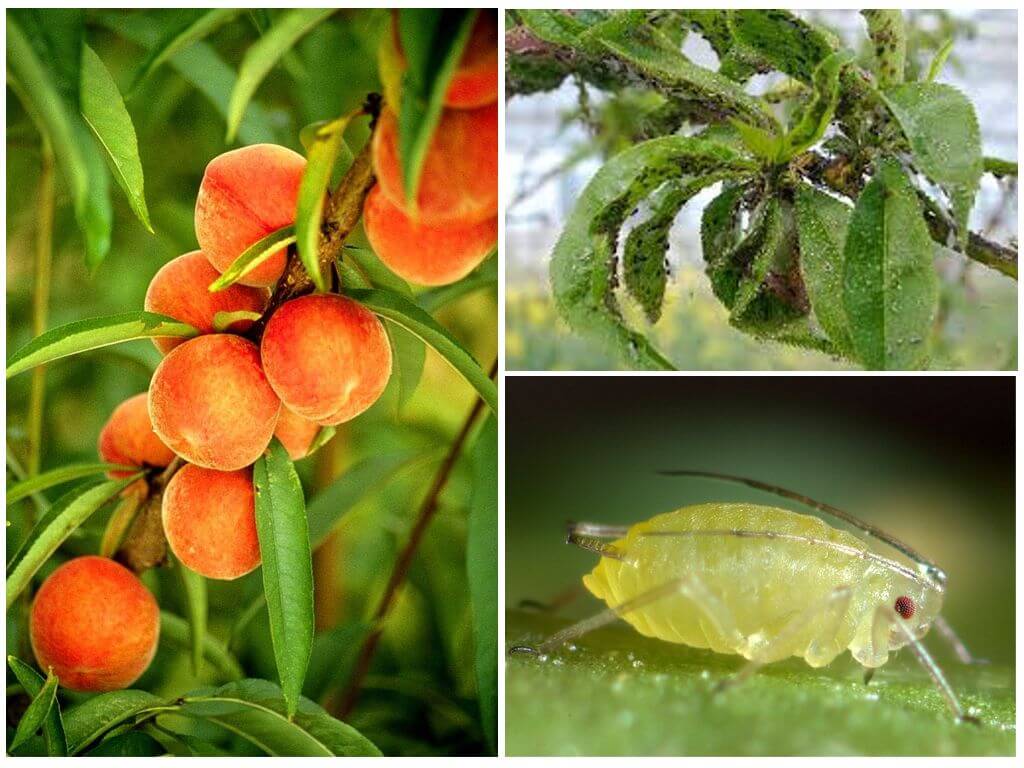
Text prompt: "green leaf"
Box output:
[[6, 311, 198, 379], [62, 689, 166, 755], [467, 415, 498, 754], [515, 9, 588, 46], [506, 610, 1014, 756], [780, 50, 853, 161], [7, 657, 67, 756], [418, 252, 498, 313], [178, 679, 380, 756], [80, 45, 152, 233], [208, 225, 295, 291], [730, 119, 781, 162], [795, 184, 854, 353], [843, 159, 938, 369], [7, 13, 112, 269], [396, 10, 477, 208], [343, 244, 414, 298], [177, 558, 208, 676], [926, 39, 954, 83], [552, 136, 756, 370], [95, 11, 278, 145], [129, 8, 242, 94], [226, 8, 335, 142], [307, 450, 430, 547], [85, 731, 164, 757], [6, 476, 142, 609], [7, 9, 83, 104], [10, 668, 60, 753], [212, 309, 263, 332], [862, 10, 907, 88], [253, 439, 314, 719], [6, 462, 135, 505], [729, 10, 835, 84], [159, 611, 244, 682], [304, 621, 372, 703], [881, 83, 982, 246], [983, 157, 1018, 178], [98, 488, 145, 558], [296, 113, 359, 293], [345, 288, 497, 414], [582, 11, 777, 129], [732, 198, 784, 318]]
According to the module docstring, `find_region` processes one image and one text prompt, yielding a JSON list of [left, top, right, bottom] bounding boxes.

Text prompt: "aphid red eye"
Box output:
[[894, 595, 915, 620]]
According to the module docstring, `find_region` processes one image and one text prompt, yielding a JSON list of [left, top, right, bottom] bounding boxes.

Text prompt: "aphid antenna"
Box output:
[[657, 469, 946, 587]]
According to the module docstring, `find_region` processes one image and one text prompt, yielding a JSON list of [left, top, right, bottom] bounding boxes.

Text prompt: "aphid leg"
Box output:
[[932, 615, 989, 665], [863, 668, 876, 686], [716, 586, 853, 693], [888, 608, 979, 725], [517, 583, 585, 613], [510, 574, 742, 657]]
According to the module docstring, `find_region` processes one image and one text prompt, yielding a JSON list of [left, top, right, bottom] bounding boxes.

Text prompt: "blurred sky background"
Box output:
[[506, 10, 1018, 371]]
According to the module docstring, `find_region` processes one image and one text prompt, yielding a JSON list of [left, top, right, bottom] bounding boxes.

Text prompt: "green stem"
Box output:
[[26, 137, 55, 483]]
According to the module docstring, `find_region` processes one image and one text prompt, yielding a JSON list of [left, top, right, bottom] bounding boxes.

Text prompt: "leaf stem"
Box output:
[[335, 358, 499, 718], [26, 137, 55, 484]]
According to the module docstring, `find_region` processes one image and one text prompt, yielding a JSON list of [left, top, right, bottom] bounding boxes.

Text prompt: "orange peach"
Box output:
[[162, 464, 260, 580], [98, 393, 176, 477], [371, 103, 497, 226], [144, 250, 269, 354], [274, 406, 320, 461], [149, 334, 281, 471], [194, 144, 306, 287], [261, 295, 392, 425], [30, 556, 159, 692], [363, 185, 496, 286]]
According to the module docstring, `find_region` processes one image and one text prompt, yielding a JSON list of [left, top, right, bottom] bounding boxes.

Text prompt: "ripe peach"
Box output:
[[98, 393, 176, 477], [445, 11, 498, 108], [261, 295, 392, 425], [162, 464, 260, 580], [144, 250, 269, 354], [30, 556, 159, 692], [363, 185, 496, 286], [149, 334, 281, 471], [371, 103, 497, 226], [194, 144, 306, 287], [274, 406, 320, 461]]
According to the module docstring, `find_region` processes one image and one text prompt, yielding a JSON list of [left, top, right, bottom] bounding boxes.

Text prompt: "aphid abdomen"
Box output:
[[583, 503, 874, 663]]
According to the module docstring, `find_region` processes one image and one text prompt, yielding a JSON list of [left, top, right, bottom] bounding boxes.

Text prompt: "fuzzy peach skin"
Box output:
[[261, 295, 392, 425], [98, 393, 176, 477], [194, 144, 306, 287], [371, 103, 497, 226], [30, 556, 159, 692], [144, 250, 269, 354], [444, 11, 498, 108], [274, 406, 320, 461], [162, 464, 260, 579], [149, 334, 281, 471], [363, 185, 496, 286]]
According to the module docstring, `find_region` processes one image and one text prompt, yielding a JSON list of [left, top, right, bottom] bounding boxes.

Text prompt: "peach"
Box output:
[[98, 393, 176, 477], [363, 185, 496, 286], [149, 334, 281, 471], [371, 103, 497, 226], [445, 11, 498, 108], [30, 556, 159, 692], [261, 295, 392, 425], [162, 464, 260, 580], [274, 406, 320, 461], [144, 250, 269, 354], [194, 144, 306, 287]]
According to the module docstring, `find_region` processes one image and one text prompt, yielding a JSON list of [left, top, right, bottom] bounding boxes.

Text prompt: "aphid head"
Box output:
[[887, 577, 944, 648]]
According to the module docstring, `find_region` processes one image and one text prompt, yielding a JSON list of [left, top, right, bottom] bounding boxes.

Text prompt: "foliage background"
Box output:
[[505, 376, 1014, 755], [6, 8, 496, 757], [505, 9, 1017, 371]]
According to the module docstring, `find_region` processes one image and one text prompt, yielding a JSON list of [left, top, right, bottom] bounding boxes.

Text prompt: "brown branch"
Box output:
[[335, 358, 499, 719]]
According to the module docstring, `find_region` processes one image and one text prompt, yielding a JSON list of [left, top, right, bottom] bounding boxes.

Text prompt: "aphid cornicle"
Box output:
[[511, 471, 983, 724]]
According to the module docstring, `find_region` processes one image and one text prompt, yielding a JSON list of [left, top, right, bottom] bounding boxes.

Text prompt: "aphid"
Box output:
[[511, 471, 983, 723]]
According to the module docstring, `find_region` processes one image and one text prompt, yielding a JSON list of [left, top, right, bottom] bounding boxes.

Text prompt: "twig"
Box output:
[[335, 358, 499, 718]]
